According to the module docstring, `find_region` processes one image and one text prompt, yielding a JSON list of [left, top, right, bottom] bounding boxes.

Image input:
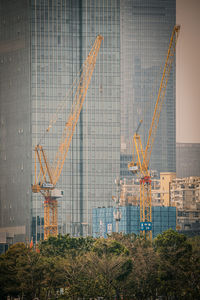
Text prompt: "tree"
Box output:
[[0, 243, 27, 299], [16, 248, 45, 299], [40, 256, 65, 300], [1, 232, 199, 299], [84, 251, 132, 299], [39, 234, 95, 257], [57, 255, 91, 299], [154, 229, 192, 299], [0, 243, 50, 300], [92, 237, 129, 257], [123, 236, 158, 300], [184, 236, 200, 299]]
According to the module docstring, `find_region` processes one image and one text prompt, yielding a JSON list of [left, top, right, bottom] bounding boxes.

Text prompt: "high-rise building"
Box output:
[[0, 0, 120, 243], [0, 0, 176, 244], [120, 0, 176, 174], [31, 0, 121, 241], [0, 0, 31, 245], [176, 143, 200, 178]]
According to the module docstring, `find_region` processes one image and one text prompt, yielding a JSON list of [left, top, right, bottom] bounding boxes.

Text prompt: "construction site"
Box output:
[[32, 25, 180, 241], [0, 0, 200, 252]]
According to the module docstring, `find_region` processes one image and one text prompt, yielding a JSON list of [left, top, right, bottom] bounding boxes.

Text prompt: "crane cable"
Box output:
[[130, 29, 177, 168], [37, 36, 98, 146]]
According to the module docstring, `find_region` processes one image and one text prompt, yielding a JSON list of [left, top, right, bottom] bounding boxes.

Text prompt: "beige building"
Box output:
[[170, 177, 200, 210], [170, 177, 200, 232], [119, 174, 200, 233], [120, 178, 139, 206], [160, 172, 176, 206], [119, 173, 175, 207]]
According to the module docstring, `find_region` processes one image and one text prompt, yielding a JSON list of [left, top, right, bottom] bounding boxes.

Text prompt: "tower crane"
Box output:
[[32, 35, 103, 240], [128, 26, 180, 239]]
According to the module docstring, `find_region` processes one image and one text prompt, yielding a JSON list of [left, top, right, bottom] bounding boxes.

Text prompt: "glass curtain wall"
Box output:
[[0, 0, 31, 243], [120, 0, 176, 174], [31, 0, 120, 241]]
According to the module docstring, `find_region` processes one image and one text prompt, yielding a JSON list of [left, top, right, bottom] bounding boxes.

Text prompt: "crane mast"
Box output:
[[128, 26, 180, 239], [32, 35, 103, 240]]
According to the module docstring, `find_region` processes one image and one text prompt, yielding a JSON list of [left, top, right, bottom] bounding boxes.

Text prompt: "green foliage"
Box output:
[[154, 228, 192, 258], [0, 243, 28, 298], [185, 235, 200, 299], [154, 229, 195, 299], [16, 248, 45, 299], [1, 231, 200, 299], [124, 236, 158, 299], [39, 234, 95, 257], [83, 251, 132, 299], [92, 237, 129, 257]]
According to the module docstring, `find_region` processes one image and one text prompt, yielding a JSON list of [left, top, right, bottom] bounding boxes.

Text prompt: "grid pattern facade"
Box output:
[[0, 0, 177, 244], [92, 206, 176, 239], [176, 143, 200, 178], [31, 0, 120, 241], [120, 0, 176, 174], [0, 0, 31, 243]]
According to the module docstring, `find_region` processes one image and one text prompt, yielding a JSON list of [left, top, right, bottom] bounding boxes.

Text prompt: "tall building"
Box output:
[[0, 0, 31, 245], [176, 143, 200, 178], [120, 0, 176, 174], [0, 0, 176, 244], [0, 0, 120, 243], [31, 0, 121, 241]]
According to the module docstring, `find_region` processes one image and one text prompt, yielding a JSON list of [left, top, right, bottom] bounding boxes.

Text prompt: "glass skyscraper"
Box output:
[[0, 1, 31, 244], [0, 0, 120, 243], [176, 143, 200, 178], [0, 0, 176, 244], [31, 0, 120, 240], [120, 0, 176, 174]]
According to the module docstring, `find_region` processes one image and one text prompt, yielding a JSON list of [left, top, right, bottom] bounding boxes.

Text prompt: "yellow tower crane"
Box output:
[[128, 26, 180, 240], [32, 35, 103, 240]]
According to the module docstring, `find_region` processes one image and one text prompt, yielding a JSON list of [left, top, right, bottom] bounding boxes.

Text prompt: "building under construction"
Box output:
[[116, 175, 200, 236], [92, 206, 176, 239], [0, 0, 176, 246]]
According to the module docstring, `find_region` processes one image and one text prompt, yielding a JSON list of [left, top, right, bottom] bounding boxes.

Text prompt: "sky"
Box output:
[[176, 0, 200, 143]]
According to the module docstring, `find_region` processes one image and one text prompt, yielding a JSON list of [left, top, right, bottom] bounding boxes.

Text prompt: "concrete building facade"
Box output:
[[170, 176, 200, 233], [160, 172, 176, 206], [119, 173, 176, 208]]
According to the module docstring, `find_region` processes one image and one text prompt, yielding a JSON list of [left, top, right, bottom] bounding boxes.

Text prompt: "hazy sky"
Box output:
[[176, 0, 200, 143]]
